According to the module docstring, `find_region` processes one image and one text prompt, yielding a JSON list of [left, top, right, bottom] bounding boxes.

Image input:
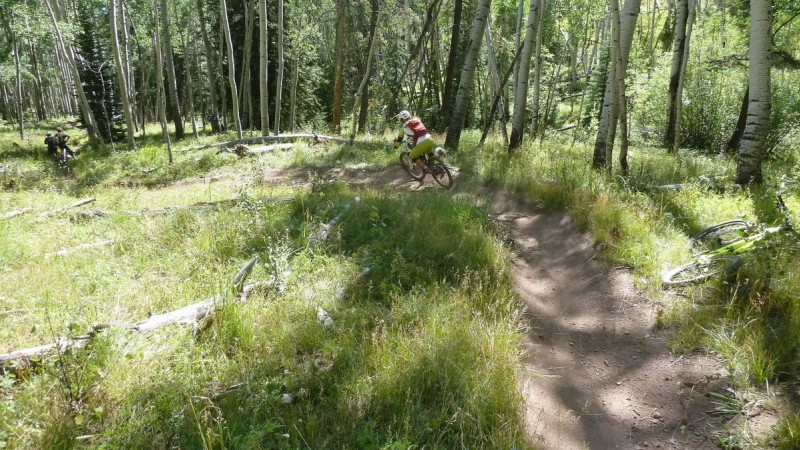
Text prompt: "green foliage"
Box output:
[[0, 125, 529, 448]]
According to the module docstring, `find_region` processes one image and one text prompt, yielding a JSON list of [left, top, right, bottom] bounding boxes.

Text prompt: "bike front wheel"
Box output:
[[690, 220, 752, 252], [662, 255, 742, 287], [429, 160, 453, 189], [399, 151, 424, 181]]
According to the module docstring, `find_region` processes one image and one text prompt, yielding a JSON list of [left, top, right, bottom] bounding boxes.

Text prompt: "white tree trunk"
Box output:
[[154, 14, 172, 163], [664, 0, 689, 147], [444, 0, 492, 149], [274, 0, 284, 135], [220, 0, 243, 139], [484, 21, 508, 143], [43, 0, 103, 146], [109, 0, 136, 149], [530, 0, 545, 137], [671, 0, 695, 154], [258, 0, 269, 135], [735, 0, 772, 185], [592, 0, 641, 167], [509, 0, 541, 150]]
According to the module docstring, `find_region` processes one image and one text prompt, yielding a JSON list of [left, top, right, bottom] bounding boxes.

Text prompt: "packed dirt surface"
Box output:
[[257, 164, 777, 449]]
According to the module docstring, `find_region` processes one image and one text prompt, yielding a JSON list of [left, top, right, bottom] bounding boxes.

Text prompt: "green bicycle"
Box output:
[[662, 190, 798, 287]]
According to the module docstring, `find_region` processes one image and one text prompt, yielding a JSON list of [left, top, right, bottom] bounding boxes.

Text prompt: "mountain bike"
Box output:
[[56, 146, 73, 173], [397, 139, 453, 189], [662, 189, 798, 287]]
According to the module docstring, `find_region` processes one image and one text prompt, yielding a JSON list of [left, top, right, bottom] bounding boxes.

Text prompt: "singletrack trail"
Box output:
[[258, 165, 775, 449], [489, 191, 778, 450]]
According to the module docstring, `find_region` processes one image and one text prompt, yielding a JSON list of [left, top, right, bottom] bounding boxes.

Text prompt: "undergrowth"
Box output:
[[0, 128, 529, 448]]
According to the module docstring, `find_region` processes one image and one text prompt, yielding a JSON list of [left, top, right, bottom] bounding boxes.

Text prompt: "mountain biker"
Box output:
[[55, 127, 75, 159], [44, 133, 59, 159], [394, 110, 435, 173]]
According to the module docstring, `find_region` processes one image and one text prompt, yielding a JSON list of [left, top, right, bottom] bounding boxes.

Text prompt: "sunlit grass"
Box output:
[[0, 131, 530, 449]]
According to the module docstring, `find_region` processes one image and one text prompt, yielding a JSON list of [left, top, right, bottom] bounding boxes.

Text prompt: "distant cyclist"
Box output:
[[44, 133, 59, 159], [394, 110, 435, 173], [55, 127, 75, 159]]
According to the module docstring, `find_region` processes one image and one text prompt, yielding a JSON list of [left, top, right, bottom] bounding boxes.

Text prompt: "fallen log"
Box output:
[[180, 133, 376, 153], [45, 239, 115, 258], [1, 203, 352, 367], [39, 198, 96, 218], [245, 143, 295, 154], [146, 196, 293, 216], [133, 296, 220, 333], [1, 207, 32, 219]]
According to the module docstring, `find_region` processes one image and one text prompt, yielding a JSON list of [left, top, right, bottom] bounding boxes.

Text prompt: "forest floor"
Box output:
[[254, 158, 780, 449]]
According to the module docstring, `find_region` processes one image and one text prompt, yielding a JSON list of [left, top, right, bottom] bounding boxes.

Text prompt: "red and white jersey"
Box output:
[[403, 117, 431, 146]]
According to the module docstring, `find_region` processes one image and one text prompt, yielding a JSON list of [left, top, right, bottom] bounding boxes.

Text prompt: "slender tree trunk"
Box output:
[[120, 1, 138, 131], [27, 40, 47, 121], [445, 0, 492, 149], [480, 42, 523, 145], [509, 0, 541, 151], [350, 1, 380, 142], [290, 55, 298, 132], [43, 0, 102, 146], [530, 0, 545, 137], [154, 14, 172, 162], [358, 0, 380, 133], [238, 0, 254, 131], [670, 0, 695, 154], [735, 0, 772, 185], [604, 6, 620, 177], [512, 0, 525, 105], [197, 0, 220, 124], [110, 0, 136, 149], [387, 0, 441, 115], [258, 0, 270, 135], [332, 0, 346, 134], [186, 39, 199, 139], [274, 0, 284, 134], [592, 0, 641, 167], [664, 0, 688, 147], [648, 0, 657, 71], [725, 86, 748, 152], [220, 0, 243, 139], [484, 21, 508, 144], [440, 0, 463, 130], [3, 15, 25, 139], [613, 0, 630, 175], [160, 0, 184, 139]]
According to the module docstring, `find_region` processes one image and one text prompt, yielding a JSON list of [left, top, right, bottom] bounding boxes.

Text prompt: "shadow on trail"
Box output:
[[492, 191, 731, 449]]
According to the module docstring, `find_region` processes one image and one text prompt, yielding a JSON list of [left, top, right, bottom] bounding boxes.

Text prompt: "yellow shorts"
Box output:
[[408, 139, 435, 160]]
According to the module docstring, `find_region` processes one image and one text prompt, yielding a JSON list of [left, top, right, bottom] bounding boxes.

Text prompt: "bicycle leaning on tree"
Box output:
[[662, 186, 800, 287]]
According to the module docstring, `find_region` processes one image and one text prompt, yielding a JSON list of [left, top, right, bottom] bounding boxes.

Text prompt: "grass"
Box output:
[[455, 130, 800, 448], [4, 119, 800, 447], [0, 124, 529, 448]]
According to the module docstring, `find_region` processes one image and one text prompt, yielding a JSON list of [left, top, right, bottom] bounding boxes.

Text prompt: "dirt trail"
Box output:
[[490, 191, 758, 450], [261, 165, 772, 449]]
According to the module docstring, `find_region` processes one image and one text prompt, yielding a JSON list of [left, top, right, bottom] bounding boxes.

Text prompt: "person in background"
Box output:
[[55, 127, 75, 159], [394, 110, 435, 173], [44, 133, 59, 159]]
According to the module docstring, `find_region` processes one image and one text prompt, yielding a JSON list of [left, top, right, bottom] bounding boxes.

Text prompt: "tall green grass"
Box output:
[[458, 133, 800, 447], [0, 140, 530, 449]]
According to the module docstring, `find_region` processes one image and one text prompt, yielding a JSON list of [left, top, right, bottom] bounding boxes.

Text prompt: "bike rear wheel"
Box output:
[[429, 159, 452, 189], [690, 220, 751, 252], [662, 255, 742, 287], [399, 151, 424, 181]]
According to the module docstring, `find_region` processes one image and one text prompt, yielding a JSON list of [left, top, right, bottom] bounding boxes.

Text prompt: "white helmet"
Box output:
[[395, 110, 411, 121]]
